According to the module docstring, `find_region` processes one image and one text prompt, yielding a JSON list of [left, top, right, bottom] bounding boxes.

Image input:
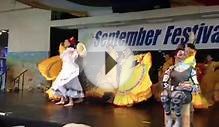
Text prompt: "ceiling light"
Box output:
[[1, 30, 7, 32]]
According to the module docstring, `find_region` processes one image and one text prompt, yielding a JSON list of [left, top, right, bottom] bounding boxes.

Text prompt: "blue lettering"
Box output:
[[136, 27, 146, 46], [163, 25, 174, 44], [197, 23, 205, 43], [126, 31, 138, 46], [182, 27, 191, 44], [101, 33, 108, 47], [108, 32, 116, 45], [145, 30, 154, 45], [115, 30, 120, 38], [95, 31, 102, 40], [153, 29, 162, 45], [202, 26, 213, 43], [118, 32, 126, 46], [109, 32, 116, 38], [94, 31, 102, 47], [119, 32, 126, 41], [171, 28, 182, 44], [211, 25, 219, 43], [193, 25, 199, 35]]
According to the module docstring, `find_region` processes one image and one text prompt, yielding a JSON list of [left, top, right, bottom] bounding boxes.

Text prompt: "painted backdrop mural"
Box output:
[[6, 51, 49, 91]]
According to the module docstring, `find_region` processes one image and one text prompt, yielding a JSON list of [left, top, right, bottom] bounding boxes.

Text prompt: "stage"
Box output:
[[0, 90, 218, 127]]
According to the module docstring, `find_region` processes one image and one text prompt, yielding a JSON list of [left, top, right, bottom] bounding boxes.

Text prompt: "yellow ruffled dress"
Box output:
[[38, 44, 65, 100], [38, 56, 62, 81], [38, 55, 62, 100], [184, 51, 209, 109], [199, 61, 219, 106], [113, 53, 152, 106]]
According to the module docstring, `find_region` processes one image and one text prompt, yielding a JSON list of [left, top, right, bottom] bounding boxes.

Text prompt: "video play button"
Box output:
[[105, 52, 117, 75], [82, 38, 134, 91]]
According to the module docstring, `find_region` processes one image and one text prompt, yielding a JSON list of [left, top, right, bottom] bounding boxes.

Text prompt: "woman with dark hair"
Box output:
[[161, 45, 200, 127]]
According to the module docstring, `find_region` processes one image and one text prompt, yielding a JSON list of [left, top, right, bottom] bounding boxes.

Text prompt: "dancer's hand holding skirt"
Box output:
[[38, 55, 62, 100]]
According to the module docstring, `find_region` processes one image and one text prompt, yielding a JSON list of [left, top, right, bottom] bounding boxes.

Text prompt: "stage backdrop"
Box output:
[[79, 18, 219, 51], [6, 51, 49, 91]]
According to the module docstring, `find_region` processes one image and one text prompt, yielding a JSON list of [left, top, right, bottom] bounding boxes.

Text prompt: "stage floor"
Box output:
[[0, 90, 219, 127]]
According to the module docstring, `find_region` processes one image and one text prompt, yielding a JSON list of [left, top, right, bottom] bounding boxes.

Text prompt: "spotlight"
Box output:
[[0, 32, 2, 35], [1, 30, 7, 32]]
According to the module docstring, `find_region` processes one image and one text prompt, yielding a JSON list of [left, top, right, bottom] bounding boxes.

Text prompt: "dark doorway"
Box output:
[[0, 30, 8, 48], [50, 27, 78, 57]]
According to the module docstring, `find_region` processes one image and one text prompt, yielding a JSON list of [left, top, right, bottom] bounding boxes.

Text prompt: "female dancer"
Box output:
[[113, 51, 152, 106], [51, 37, 85, 107], [161, 45, 200, 127]]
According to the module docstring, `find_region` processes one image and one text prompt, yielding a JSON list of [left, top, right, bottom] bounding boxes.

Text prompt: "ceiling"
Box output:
[[17, 0, 219, 17], [66, 0, 111, 7]]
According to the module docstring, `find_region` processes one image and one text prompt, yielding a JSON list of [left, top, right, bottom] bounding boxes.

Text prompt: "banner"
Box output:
[[79, 19, 219, 51]]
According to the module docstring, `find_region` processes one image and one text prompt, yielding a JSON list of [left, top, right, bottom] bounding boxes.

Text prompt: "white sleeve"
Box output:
[[190, 69, 199, 85], [190, 68, 200, 93], [60, 48, 72, 58], [162, 67, 173, 89]]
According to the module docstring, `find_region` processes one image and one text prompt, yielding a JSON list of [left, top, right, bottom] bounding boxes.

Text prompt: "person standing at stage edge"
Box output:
[[51, 37, 86, 107], [160, 44, 200, 127]]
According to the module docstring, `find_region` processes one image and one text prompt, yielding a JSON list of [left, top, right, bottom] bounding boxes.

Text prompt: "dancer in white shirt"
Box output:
[[51, 37, 85, 107]]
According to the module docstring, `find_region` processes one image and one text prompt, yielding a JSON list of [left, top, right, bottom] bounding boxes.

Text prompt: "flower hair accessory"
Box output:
[[68, 37, 78, 46]]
